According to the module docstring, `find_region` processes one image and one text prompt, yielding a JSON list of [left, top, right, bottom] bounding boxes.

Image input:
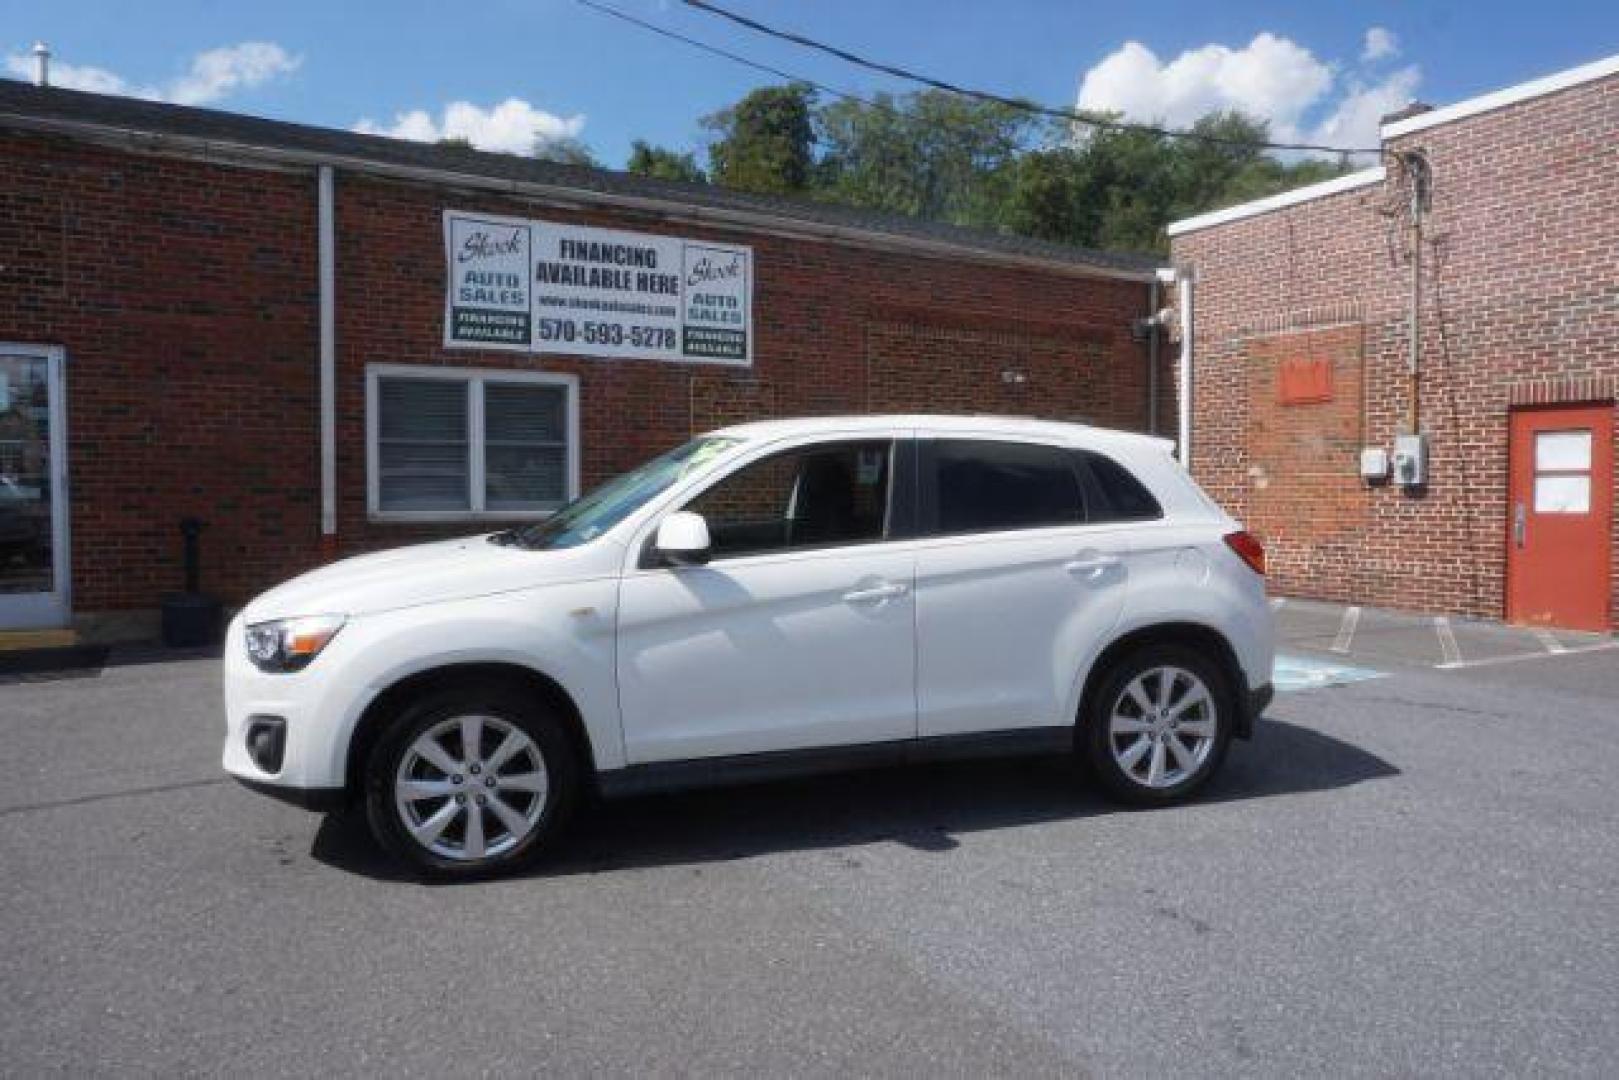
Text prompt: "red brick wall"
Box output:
[[329, 173, 1151, 557], [1, 131, 320, 614], [1170, 71, 1619, 627], [1, 130, 1151, 619]]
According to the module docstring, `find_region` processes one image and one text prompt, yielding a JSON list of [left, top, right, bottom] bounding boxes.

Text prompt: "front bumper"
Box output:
[[233, 776, 348, 812], [222, 615, 358, 797]]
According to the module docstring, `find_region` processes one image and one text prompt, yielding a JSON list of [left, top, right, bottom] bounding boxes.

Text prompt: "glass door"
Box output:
[[0, 346, 68, 630]]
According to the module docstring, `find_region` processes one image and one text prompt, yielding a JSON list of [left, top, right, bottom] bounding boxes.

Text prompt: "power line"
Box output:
[[574, 0, 1053, 147], [680, 0, 1383, 157], [574, 0, 890, 113]]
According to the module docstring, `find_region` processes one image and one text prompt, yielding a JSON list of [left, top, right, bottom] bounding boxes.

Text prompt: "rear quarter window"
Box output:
[[1076, 451, 1164, 523]]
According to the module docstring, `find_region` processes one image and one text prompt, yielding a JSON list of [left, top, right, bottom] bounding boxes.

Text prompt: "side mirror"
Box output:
[[655, 511, 712, 566]]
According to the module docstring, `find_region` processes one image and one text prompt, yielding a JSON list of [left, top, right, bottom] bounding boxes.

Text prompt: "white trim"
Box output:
[[0, 110, 1158, 285], [1175, 270, 1193, 469], [318, 166, 337, 536], [1166, 168, 1387, 237], [365, 364, 580, 524], [0, 343, 70, 629], [1382, 53, 1619, 139]]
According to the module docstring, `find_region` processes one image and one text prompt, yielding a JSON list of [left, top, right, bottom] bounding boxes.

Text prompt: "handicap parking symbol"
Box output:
[[1273, 652, 1386, 693]]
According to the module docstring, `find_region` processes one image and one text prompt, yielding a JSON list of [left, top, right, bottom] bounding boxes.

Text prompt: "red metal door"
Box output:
[[1506, 404, 1613, 631]]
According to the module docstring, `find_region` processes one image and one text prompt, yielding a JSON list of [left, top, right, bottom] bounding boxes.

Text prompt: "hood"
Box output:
[[240, 534, 616, 622]]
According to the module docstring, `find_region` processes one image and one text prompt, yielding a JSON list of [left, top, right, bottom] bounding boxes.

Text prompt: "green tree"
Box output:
[[1000, 146, 1098, 244], [703, 83, 817, 194], [534, 135, 598, 166], [816, 90, 1032, 225], [626, 139, 707, 183]]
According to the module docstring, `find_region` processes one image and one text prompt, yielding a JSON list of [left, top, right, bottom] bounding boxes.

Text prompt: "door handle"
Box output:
[[1513, 502, 1527, 548], [842, 581, 909, 604], [1064, 553, 1121, 577]]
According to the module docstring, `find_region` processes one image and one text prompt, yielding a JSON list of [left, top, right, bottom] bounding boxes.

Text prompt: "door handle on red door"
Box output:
[[1064, 553, 1121, 578], [1513, 502, 1527, 548], [842, 581, 909, 604]]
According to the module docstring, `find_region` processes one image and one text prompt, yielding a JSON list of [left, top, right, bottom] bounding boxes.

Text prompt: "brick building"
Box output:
[[1166, 54, 1619, 632], [0, 81, 1160, 639]]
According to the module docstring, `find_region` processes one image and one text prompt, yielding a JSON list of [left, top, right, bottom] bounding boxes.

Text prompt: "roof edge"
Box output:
[[0, 104, 1159, 285], [1166, 167, 1386, 238], [1381, 53, 1619, 139]]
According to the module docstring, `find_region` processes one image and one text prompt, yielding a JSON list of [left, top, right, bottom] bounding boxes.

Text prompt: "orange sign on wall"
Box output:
[[1278, 355, 1333, 405]]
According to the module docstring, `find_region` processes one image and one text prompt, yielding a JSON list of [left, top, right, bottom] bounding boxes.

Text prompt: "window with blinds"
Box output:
[[369, 368, 576, 518]]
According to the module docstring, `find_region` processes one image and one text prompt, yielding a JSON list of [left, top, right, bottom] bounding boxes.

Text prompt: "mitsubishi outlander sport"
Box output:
[[225, 416, 1274, 878]]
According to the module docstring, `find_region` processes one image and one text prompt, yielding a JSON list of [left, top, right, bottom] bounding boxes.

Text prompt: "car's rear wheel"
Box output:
[[1082, 644, 1232, 805], [364, 685, 579, 879]]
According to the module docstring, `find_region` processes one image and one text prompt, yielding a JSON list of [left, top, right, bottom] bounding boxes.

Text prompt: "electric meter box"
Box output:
[[1359, 446, 1390, 481], [1393, 434, 1429, 487]]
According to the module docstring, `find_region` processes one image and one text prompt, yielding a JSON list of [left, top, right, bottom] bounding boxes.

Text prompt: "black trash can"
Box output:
[[161, 517, 223, 647], [161, 590, 222, 647]]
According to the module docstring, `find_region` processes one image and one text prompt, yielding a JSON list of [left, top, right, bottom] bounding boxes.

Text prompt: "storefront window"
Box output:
[[369, 367, 576, 519]]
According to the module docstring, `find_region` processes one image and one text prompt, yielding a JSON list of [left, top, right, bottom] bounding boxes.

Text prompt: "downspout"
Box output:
[[1175, 266, 1196, 469], [318, 165, 337, 554], [1146, 274, 1160, 435]]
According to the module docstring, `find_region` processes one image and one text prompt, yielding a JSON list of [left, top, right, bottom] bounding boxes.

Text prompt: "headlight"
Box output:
[[244, 614, 346, 673]]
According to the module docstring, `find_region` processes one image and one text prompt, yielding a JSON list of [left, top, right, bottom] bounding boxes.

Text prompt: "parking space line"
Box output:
[[1434, 617, 1461, 665], [1330, 605, 1361, 654], [1435, 639, 1619, 670], [1531, 628, 1567, 654]]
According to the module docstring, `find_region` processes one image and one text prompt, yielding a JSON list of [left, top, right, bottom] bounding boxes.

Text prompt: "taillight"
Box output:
[[1223, 530, 1265, 575]]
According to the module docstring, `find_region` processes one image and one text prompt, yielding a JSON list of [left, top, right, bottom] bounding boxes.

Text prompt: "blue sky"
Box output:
[[3, 1, 1615, 165]]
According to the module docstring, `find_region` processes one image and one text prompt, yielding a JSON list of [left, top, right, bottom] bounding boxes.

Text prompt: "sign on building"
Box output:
[[444, 211, 752, 365]]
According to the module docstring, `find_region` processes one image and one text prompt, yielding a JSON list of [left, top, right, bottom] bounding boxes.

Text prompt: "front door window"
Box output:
[[0, 354, 53, 599]]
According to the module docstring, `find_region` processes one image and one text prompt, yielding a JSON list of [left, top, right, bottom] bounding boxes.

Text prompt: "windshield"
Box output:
[[496, 436, 743, 551]]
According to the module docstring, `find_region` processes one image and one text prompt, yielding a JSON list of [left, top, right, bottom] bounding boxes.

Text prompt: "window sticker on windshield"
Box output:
[[857, 449, 885, 486]]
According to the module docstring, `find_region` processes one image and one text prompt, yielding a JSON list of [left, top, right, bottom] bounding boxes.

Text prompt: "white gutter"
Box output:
[[318, 165, 336, 539], [0, 110, 1157, 285], [1381, 52, 1619, 139], [1167, 167, 1386, 237], [1175, 267, 1195, 470]]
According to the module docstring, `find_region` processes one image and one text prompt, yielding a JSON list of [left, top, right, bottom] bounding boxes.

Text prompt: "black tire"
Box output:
[[1081, 643, 1234, 806], [363, 682, 581, 880]]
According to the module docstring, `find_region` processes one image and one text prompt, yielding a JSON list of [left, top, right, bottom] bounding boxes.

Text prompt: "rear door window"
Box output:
[[925, 439, 1085, 536]]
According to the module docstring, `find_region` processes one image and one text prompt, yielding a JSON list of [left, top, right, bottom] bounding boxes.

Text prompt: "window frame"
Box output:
[[365, 363, 580, 523], [641, 435, 915, 567]]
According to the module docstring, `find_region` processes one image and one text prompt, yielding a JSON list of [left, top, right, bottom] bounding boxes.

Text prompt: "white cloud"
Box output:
[[1362, 27, 1400, 64], [4, 41, 299, 105], [1313, 65, 1421, 149], [1077, 35, 1333, 138], [354, 98, 586, 156], [168, 43, 301, 106], [1075, 31, 1420, 153], [4, 53, 134, 94]]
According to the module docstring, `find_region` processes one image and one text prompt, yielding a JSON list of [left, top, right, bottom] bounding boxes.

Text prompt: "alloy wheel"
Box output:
[[1107, 665, 1218, 789], [393, 714, 550, 862]]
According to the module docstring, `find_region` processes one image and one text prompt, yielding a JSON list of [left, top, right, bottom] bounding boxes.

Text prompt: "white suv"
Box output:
[[225, 416, 1273, 878]]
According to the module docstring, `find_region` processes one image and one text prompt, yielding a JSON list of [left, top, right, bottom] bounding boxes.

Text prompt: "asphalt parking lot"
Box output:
[[3, 618, 1618, 1077]]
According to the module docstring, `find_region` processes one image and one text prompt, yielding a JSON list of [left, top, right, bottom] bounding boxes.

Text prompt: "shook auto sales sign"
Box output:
[[443, 210, 752, 364]]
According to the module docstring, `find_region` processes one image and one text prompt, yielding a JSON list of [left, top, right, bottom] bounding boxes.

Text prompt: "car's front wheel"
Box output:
[[1082, 644, 1233, 805], [364, 684, 579, 879]]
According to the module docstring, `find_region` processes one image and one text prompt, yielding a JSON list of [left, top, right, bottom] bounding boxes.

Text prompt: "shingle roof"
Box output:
[[0, 80, 1159, 280]]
